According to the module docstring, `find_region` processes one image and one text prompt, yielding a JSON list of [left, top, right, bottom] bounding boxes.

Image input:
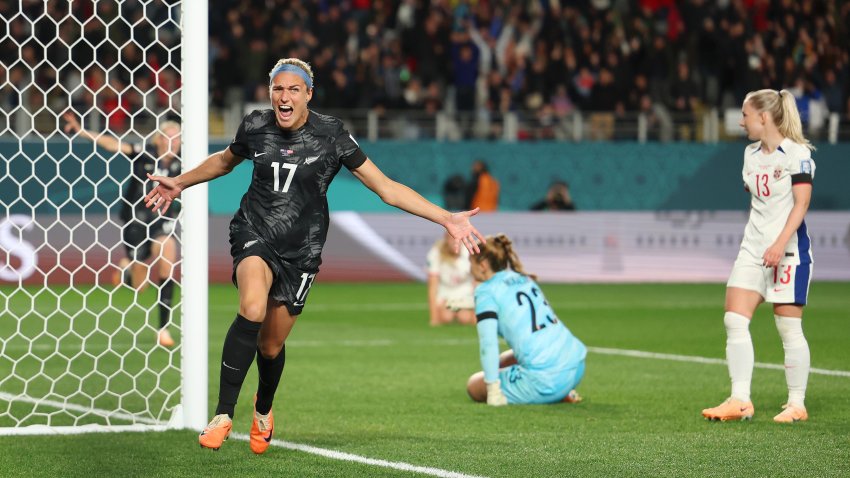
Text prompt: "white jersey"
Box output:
[[737, 138, 814, 265], [426, 243, 474, 309]]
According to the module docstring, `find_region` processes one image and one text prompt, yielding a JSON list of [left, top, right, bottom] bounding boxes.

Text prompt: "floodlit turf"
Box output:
[[1, 282, 848, 477]]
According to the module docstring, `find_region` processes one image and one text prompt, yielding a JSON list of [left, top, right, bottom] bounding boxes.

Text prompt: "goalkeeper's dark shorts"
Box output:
[[122, 217, 177, 262], [229, 225, 318, 317]]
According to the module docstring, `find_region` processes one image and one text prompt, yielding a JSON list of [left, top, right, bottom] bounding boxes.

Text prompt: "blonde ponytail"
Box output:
[[474, 234, 537, 280], [743, 89, 815, 151], [776, 90, 815, 151]]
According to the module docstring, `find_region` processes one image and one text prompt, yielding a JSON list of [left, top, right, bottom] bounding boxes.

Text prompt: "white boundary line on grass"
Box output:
[[0, 391, 163, 425], [228, 432, 488, 478], [587, 346, 850, 377]]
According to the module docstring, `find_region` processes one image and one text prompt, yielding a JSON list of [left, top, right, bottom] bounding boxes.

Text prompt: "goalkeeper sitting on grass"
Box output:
[[466, 234, 586, 406]]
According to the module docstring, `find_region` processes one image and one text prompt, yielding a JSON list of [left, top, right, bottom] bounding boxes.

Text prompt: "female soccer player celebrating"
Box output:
[[702, 89, 815, 423], [144, 58, 485, 453], [466, 234, 586, 406]]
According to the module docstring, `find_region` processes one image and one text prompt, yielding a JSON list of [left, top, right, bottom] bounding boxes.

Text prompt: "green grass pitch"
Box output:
[[1, 282, 848, 477]]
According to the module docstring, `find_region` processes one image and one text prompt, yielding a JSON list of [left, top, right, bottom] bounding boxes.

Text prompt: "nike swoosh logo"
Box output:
[[243, 240, 258, 249], [304, 155, 319, 164], [264, 425, 273, 443], [740, 407, 749, 412], [774, 288, 784, 292], [254, 151, 267, 157], [222, 361, 239, 371]]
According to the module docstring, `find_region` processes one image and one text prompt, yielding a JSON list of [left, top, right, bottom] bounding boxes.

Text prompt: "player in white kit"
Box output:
[[426, 232, 476, 326], [702, 89, 815, 424]]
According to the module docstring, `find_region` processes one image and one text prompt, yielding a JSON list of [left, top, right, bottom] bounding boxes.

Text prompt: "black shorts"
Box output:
[[122, 217, 177, 261], [230, 227, 318, 316]]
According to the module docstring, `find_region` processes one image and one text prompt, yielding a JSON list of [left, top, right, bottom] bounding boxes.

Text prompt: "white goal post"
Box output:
[[0, 0, 207, 435]]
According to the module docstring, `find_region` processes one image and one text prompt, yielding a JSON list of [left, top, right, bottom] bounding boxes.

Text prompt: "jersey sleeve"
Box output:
[[334, 127, 367, 170], [475, 285, 501, 383], [229, 115, 251, 159], [476, 318, 500, 383], [787, 150, 815, 184]]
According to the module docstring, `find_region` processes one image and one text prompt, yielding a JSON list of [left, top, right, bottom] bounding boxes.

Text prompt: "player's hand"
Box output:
[[144, 173, 182, 215], [762, 242, 784, 268], [486, 380, 508, 407], [445, 207, 486, 255], [62, 111, 81, 134]]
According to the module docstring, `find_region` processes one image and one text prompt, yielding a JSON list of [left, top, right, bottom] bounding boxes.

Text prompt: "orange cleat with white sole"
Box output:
[[250, 401, 275, 454], [562, 389, 582, 404], [702, 397, 754, 421], [773, 404, 808, 423], [158, 328, 175, 347], [199, 414, 232, 450]]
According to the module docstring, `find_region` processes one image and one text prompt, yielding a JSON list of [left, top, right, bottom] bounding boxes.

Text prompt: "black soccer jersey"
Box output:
[[229, 109, 367, 270], [121, 143, 181, 223]]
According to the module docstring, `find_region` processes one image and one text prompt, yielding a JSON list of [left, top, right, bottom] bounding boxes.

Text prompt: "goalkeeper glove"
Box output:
[[486, 380, 508, 407]]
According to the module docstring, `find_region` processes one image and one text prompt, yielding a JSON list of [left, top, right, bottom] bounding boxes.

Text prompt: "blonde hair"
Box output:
[[269, 58, 314, 87], [472, 234, 536, 280], [436, 236, 458, 262], [744, 89, 815, 151]]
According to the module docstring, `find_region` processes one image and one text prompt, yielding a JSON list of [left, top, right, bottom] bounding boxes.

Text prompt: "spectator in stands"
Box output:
[[426, 232, 476, 327], [669, 61, 701, 140], [63, 112, 181, 348], [531, 181, 575, 211], [467, 159, 499, 212]]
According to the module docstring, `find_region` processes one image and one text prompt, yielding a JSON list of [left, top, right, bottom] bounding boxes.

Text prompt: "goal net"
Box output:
[[0, 0, 207, 434]]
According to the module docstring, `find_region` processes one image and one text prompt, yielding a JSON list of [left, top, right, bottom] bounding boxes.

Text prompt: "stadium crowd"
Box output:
[[1, 0, 848, 140]]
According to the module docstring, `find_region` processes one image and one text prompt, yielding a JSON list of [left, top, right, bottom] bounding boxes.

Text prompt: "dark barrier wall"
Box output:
[[4, 140, 849, 213]]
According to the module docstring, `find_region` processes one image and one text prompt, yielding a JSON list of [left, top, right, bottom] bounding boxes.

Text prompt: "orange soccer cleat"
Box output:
[[250, 399, 275, 454], [199, 414, 232, 450], [702, 397, 755, 421], [773, 404, 808, 423]]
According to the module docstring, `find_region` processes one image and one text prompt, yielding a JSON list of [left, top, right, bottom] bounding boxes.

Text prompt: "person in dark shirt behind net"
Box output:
[[63, 112, 181, 348], [144, 58, 486, 454]]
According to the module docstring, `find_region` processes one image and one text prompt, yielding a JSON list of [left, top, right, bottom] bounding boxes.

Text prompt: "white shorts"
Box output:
[[727, 259, 813, 305]]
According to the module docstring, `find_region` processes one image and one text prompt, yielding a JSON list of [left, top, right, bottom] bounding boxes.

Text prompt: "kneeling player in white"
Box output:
[[702, 89, 815, 423], [466, 234, 586, 406], [427, 232, 476, 326]]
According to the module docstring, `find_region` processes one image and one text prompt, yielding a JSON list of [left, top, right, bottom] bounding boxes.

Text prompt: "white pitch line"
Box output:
[[229, 432, 489, 478], [0, 391, 162, 425], [588, 346, 850, 378]]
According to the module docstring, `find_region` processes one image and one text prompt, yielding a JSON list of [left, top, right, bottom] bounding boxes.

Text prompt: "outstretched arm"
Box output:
[[145, 147, 244, 214], [351, 159, 486, 254], [62, 111, 135, 156]]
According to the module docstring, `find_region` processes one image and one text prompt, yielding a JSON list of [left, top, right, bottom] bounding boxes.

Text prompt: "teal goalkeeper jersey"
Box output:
[[474, 270, 587, 383]]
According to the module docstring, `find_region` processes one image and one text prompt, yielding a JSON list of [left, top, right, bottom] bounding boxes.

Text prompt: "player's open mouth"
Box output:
[[277, 105, 293, 120]]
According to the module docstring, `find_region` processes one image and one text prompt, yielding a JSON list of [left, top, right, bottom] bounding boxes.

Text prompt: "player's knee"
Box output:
[[239, 300, 266, 323], [257, 340, 283, 359], [457, 310, 475, 325], [466, 372, 486, 402]]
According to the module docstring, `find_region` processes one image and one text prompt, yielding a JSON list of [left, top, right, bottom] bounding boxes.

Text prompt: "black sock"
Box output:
[[215, 314, 261, 418], [158, 278, 175, 329], [255, 345, 285, 415]]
